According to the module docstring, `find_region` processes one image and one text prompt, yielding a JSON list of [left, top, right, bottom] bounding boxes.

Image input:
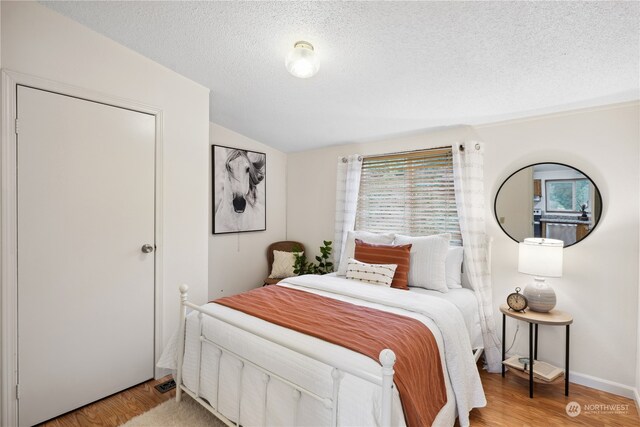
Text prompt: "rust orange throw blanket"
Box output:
[[214, 285, 446, 426]]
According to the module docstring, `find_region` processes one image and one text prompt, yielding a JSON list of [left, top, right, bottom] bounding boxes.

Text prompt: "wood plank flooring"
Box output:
[[37, 377, 175, 427], [463, 368, 639, 427], [39, 367, 638, 427]]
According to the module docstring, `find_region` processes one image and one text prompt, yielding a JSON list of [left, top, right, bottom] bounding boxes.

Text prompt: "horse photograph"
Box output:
[[213, 145, 266, 234]]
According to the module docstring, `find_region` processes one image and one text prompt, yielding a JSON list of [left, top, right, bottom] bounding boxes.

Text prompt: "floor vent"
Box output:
[[154, 379, 176, 394]]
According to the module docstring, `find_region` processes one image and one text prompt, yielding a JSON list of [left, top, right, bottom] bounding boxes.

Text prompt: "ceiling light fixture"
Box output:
[[285, 41, 320, 78]]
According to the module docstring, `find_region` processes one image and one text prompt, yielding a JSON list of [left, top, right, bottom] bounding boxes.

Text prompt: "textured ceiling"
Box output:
[[43, 1, 639, 152]]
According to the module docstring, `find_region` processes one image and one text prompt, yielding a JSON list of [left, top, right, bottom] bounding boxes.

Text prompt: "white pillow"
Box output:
[[269, 250, 302, 279], [337, 231, 395, 276], [345, 258, 397, 287], [445, 246, 464, 289], [393, 233, 450, 292]]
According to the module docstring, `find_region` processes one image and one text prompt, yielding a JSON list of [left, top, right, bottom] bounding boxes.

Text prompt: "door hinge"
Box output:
[[14, 118, 19, 135], [16, 384, 20, 400]]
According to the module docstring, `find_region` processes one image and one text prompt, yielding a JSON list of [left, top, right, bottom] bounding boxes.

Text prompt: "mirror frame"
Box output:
[[494, 162, 603, 248]]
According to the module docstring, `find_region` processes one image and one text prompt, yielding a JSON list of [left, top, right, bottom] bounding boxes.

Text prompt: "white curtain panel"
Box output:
[[452, 142, 502, 373], [333, 155, 363, 266]]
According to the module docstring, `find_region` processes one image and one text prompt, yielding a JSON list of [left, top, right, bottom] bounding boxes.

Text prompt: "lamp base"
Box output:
[[523, 278, 556, 312]]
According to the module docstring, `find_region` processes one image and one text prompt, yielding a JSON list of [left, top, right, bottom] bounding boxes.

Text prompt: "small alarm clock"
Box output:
[[507, 287, 528, 312]]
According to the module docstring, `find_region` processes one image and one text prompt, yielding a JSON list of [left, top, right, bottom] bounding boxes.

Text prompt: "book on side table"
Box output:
[[502, 355, 564, 382]]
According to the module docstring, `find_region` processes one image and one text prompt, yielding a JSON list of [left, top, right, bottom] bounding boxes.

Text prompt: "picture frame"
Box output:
[[212, 145, 266, 234]]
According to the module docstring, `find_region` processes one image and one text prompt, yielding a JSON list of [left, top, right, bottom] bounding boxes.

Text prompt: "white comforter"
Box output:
[[159, 275, 486, 426]]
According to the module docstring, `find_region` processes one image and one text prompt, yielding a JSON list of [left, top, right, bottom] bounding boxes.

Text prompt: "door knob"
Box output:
[[141, 244, 154, 254]]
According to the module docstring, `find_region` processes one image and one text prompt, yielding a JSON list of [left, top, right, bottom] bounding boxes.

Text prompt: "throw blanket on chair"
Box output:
[[214, 285, 447, 427]]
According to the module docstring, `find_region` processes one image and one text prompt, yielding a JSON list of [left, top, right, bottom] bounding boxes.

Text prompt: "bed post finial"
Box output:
[[379, 349, 396, 427], [179, 284, 189, 300], [379, 349, 396, 368]]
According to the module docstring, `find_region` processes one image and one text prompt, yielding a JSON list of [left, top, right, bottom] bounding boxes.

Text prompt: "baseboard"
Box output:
[[473, 347, 484, 363], [570, 370, 636, 400], [634, 387, 640, 411]]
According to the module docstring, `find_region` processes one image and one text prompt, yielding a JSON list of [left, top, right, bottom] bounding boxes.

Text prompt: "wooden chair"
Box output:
[[264, 241, 305, 285]]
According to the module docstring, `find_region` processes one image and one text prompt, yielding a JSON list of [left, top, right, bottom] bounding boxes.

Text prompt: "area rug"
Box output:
[[121, 395, 226, 427]]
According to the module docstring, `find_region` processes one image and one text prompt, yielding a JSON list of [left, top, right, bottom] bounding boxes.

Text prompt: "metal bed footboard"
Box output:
[[174, 285, 397, 427]]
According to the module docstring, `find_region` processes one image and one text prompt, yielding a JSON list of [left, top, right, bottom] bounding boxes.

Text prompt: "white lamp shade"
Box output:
[[285, 41, 320, 78], [518, 238, 563, 278]]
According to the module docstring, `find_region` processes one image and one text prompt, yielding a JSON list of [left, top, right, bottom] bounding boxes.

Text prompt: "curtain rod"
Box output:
[[361, 145, 452, 159], [459, 142, 481, 152], [340, 142, 481, 162]]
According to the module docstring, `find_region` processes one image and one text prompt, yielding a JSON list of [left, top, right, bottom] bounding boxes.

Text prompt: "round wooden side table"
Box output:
[[500, 304, 573, 398]]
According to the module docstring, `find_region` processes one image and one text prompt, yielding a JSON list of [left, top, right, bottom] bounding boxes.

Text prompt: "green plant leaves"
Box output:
[[293, 240, 333, 275]]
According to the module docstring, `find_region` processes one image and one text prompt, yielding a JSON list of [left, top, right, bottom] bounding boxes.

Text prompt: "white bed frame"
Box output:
[[174, 284, 398, 427]]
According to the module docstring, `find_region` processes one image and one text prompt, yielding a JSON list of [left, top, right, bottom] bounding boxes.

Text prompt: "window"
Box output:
[[355, 148, 461, 244], [545, 179, 590, 212]]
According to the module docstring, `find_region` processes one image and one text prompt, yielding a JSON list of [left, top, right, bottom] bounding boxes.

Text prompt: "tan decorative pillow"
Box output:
[[269, 250, 302, 279]]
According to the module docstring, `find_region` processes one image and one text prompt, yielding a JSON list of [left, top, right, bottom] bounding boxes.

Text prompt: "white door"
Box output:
[[17, 86, 156, 426]]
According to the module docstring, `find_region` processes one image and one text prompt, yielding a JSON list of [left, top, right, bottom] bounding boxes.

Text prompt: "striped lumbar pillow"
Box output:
[[345, 258, 398, 287]]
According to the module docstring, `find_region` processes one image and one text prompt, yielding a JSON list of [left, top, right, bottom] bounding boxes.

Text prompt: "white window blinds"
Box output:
[[355, 148, 462, 244]]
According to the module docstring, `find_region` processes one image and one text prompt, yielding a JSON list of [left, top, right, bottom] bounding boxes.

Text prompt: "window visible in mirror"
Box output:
[[545, 179, 590, 213]]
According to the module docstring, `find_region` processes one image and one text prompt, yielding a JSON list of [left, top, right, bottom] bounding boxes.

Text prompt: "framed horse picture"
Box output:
[[212, 145, 266, 234]]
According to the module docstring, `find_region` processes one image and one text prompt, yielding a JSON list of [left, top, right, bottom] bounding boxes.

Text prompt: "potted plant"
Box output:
[[579, 203, 588, 221], [293, 241, 333, 275]]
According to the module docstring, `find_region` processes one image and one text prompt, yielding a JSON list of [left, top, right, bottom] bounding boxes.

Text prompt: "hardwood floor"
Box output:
[[39, 368, 638, 427], [464, 367, 639, 427], [37, 377, 175, 427]]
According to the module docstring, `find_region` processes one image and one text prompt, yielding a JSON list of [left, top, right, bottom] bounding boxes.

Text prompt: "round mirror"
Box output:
[[494, 163, 602, 247]]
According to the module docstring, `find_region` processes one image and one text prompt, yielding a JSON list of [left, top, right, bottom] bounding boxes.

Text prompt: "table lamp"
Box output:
[[518, 238, 564, 312]]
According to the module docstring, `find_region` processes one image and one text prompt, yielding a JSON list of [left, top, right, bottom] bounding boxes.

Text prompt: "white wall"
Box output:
[[209, 123, 287, 298], [287, 103, 640, 394], [1, 1, 210, 351], [479, 103, 639, 394]]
